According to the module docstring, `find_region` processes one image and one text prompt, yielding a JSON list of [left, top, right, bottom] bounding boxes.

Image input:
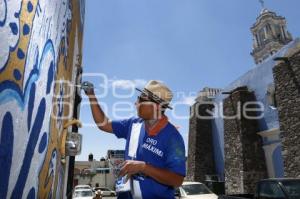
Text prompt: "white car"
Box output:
[[74, 184, 92, 190], [176, 182, 218, 199], [73, 189, 94, 199], [93, 187, 116, 196]]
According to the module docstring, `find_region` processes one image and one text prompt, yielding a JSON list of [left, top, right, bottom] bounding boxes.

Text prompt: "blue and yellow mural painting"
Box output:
[[0, 0, 85, 198]]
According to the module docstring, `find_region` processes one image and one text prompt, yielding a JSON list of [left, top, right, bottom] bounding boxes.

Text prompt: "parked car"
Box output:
[[176, 181, 218, 199], [93, 187, 116, 196], [219, 178, 300, 199], [73, 189, 94, 199], [75, 184, 92, 190]]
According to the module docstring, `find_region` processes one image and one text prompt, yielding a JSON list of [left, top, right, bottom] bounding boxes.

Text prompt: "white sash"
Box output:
[[128, 123, 142, 158], [128, 122, 143, 199]]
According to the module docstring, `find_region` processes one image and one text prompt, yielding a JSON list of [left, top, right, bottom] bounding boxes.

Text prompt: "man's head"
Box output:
[[135, 80, 173, 120]]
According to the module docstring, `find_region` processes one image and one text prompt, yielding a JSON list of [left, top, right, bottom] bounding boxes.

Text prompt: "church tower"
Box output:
[[250, 0, 293, 64]]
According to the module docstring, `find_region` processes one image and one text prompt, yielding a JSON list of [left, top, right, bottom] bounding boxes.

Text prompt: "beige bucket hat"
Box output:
[[136, 80, 173, 109]]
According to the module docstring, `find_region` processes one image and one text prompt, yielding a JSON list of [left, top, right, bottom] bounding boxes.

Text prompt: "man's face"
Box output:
[[135, 94, 160, 120]]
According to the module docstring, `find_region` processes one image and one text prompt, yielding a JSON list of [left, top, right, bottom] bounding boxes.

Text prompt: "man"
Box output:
[[83, 80, 186, 199]]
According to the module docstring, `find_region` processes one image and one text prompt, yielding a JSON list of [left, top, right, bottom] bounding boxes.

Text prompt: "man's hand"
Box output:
[[119, 160, 146, 177], [120, 160, 184, 187], [81, 81, 94, 95]]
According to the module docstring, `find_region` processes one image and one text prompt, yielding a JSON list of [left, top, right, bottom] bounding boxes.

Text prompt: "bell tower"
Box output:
[[250, 0, 293, 64]]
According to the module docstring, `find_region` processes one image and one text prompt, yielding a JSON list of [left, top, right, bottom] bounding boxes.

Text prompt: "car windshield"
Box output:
[[281, 181, 300, 199], [74, 190, 93, 197], [182, 183, 212, 195], [95, 187, 108, 191], [75, 186, 90, 189]]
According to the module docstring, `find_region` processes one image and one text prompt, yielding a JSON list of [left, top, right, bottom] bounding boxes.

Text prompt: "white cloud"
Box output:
[[134, 79, 148, 88], [178, 96, 196, 106], [111, 80, 134, 90], [110, 79, 147, 90]]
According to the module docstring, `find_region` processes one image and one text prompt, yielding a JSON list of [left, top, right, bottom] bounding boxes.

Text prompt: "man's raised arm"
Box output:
[[82, 81, 113, 133]]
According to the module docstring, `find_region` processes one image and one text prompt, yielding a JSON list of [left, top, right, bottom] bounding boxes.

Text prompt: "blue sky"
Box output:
[[77, 0, 300, 161]]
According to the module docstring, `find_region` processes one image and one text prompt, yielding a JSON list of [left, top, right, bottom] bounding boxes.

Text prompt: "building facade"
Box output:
[[74, 150, 125, 190], [187, 7, 300, 194], [251, 9, 293, 64]]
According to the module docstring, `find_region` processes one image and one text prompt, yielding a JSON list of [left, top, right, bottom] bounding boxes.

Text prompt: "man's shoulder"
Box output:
[[116, 116, 142, 124], [160, 122, 184, 141], [165, 122, 180, 134]]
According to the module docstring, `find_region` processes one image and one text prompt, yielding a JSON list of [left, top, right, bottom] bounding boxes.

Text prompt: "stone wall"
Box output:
[[187, 101, 215, 182], [273, 50, 300, 178], [223, 86, 267, 194]]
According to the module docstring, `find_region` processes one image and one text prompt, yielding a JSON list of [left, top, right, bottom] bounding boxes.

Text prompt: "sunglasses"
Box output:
[[137, 95, 159, 104]]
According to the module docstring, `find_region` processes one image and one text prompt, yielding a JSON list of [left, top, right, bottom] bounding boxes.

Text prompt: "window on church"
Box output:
[[266, 24, 272, 34], [274, 25, 282, 39], [259, 29, 266, 41], [281, 26, 286, 39], [255, 34, 260, 46]]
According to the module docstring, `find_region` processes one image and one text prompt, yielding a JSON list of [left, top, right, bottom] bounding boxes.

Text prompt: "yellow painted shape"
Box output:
[[0, 0, 37, 88]]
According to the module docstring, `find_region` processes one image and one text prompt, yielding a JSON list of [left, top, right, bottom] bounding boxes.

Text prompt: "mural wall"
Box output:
[[0, 0, 85, 198]]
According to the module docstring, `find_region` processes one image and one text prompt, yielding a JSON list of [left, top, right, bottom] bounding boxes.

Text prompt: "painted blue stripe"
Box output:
[[0, 80, 29, 110], [26, 187, 35, 199], [27, 83, 36, 131], [11, 98, 46, 198], [0, 0, 7, 26], [0, 112, 14, 199], [46, 61, 54, 94], [38, 132, 47, 153]]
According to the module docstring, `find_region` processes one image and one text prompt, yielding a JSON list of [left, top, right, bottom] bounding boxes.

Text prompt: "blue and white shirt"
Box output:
[[112, 117, 186, 199]]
